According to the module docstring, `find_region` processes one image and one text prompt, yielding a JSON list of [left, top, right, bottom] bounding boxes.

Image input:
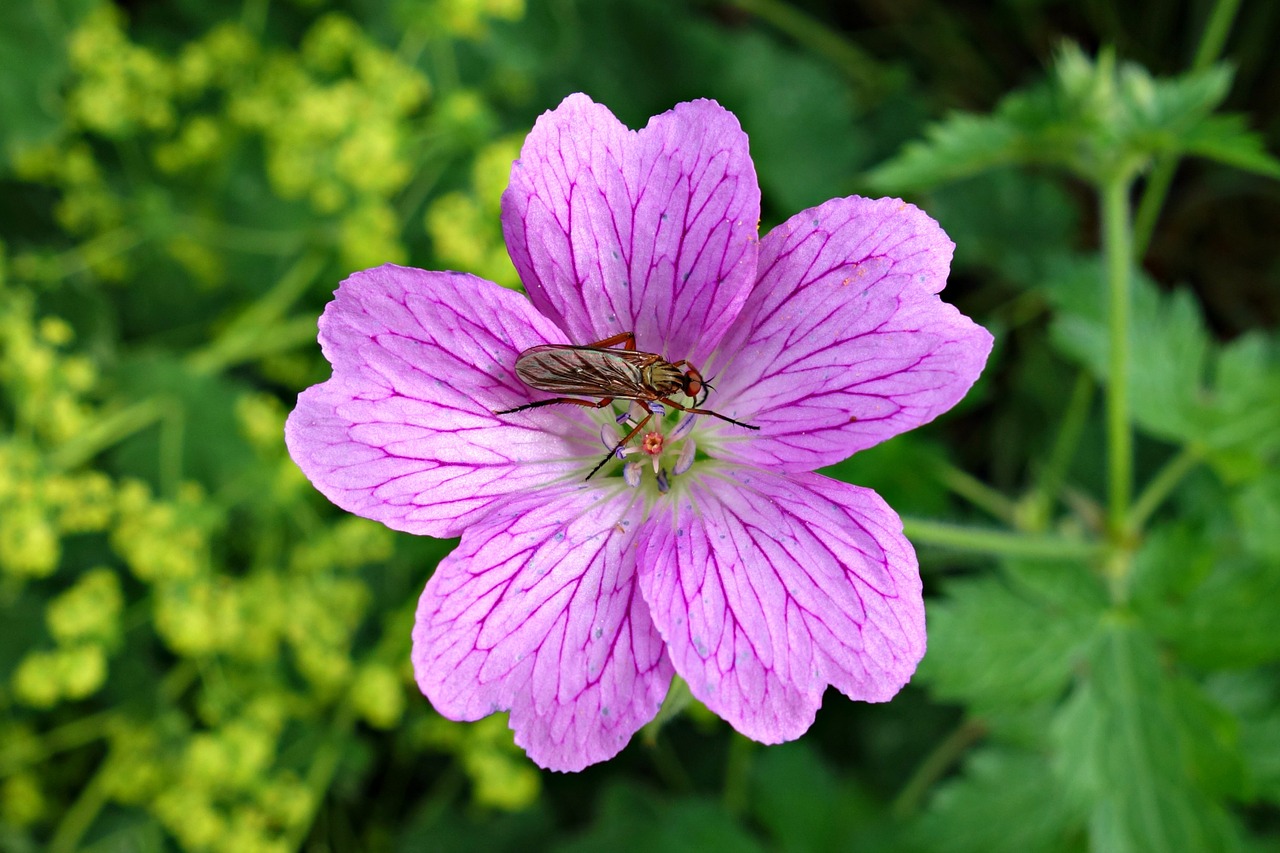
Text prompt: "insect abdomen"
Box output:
[[513, 346, 647, 397]]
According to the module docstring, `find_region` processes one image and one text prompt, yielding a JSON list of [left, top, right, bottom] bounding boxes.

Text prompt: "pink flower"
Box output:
[[285, 94, 992, 771]]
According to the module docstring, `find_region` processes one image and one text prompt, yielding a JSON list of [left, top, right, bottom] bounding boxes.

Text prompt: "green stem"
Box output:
[[1101, 176, 1134, 539], [42, 228, 144, 282], [901, 518, 1100, 561], [177, 215, 309, 255], [187, 250, 326, 375], [1127, 445, 1203, 532], [279, 708, 355, 851], [0, 711, 114, 775], [47, 397, 174, 471], [721, 0, 890, 94], [722, 735, 756, 819], [933, 461, 1019, 525], [48, 759, 109, 853], [891, 718, 988, 819], [1030, 370, 1095, 527], [1132, 0, 1242, 257]]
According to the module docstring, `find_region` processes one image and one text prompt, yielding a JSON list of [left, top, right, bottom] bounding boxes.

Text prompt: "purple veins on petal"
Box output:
[[705, 196, 992, 472], [285, 265, 591, 540], [501, 93, 761, 365], [635, 469, 923, 745], [286, 92, 994, 773], [413, 483, 673, 772]]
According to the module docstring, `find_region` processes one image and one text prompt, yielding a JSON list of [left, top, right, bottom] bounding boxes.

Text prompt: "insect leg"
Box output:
[[584, 331, 636, 350], [494, 396, 615, 416], [658, 397, 759, 430], [586, 412, 653, 480]]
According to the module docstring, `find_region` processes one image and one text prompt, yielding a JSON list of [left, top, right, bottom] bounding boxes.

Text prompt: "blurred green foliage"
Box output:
[[2, 0, 1279, 850]]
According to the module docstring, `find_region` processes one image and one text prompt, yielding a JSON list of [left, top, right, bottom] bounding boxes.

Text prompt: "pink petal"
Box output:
[[502, 93, 760, 366], [704, 197, 993, 472], [413, 483, 673, 772], [635, 469, 924, 743], [285, 264, 601, 539]]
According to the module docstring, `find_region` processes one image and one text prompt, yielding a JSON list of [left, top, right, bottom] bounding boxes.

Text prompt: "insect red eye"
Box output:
[[683, 367, 705, 398]]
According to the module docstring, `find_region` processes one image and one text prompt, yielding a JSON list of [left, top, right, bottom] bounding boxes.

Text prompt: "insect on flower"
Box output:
[[494, 331, 759, 479]]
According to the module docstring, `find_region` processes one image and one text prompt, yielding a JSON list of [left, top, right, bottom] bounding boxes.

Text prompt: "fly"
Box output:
[[494, 331, 759, 479]]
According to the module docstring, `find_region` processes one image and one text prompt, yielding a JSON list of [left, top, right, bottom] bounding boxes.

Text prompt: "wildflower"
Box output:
[[286, 94, 992, 771]]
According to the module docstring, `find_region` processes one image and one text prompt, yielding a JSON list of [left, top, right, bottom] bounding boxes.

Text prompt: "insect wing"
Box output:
[[513, 345, 651, 399]]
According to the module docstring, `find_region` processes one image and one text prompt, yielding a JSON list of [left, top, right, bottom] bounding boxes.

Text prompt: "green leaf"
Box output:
[[1134, 521, 1280, 669], [109, 353, 257, 491], [1203, 672, 1280, 807], [867, 43, 1278, 193], [749, 741, 879, 853], [1043, 255, 1280, 473], [911, 748, 1085, 853], [1051, 623, 1242, 853], [1179, 114, 1280, 178], [718, 31, 869, 214], [918, 573, 1100, 713], [554, 781, 765, 853], [1233, 475, 1280, 560], [0, 0, 95, 159], [822, 434, 952, 519], [927, 170, 1079, 284]]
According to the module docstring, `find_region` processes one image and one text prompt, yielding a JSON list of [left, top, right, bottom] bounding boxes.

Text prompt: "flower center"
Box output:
[[640, 431, 664, 456], [598, 402, 698, 493]]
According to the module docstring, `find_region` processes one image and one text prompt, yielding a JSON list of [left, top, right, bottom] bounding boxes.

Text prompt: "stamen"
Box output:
[[673, 438, 696, 475], [670, 414, 698, 441], [656, 468, 669, 493], [623, 462, 643, 488]]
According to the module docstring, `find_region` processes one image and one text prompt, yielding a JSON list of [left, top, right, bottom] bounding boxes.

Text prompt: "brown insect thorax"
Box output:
[[639, 361, 689, 398]]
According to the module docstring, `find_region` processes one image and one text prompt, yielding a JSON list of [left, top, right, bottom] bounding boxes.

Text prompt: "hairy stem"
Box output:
[[901, 518, 1100, 561], [1132, 0, 1242, 257], [1101, 176, 1134, 539], [1128, 444, 1204, 532]]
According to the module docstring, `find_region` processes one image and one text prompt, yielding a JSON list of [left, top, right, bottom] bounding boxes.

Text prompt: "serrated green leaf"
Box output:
[[1134, 520, 1280, 669], [1180, 114, 1280, 178], [868, 44, 1275, 193], [1168, 676, 1248, 801], [1043, 255, 1280, 471], [918, 574, 1099, 713], [1204, 672, 1280, 807], [1164, 560, 1280, 668], [911, 749, 1084, 853], [1051, 624, 1242, 853], [1233, 475, 1280, 560]]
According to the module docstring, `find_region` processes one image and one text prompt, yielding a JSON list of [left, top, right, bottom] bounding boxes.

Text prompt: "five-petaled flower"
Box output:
[[285, 93, 993, 771]]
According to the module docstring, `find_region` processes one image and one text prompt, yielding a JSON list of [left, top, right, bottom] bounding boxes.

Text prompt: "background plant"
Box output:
[[2, 0, 1278, 851]]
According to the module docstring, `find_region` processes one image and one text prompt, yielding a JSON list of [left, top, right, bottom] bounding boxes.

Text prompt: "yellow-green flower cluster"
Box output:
[[421, 0, 525, 39], [227, 13, 431, 268], [100, 713, 313, 853], [2, 3, 558, 847], [0, 287, 98, 446], [425, 135, 523, 288], [11, 569, 123, 707], [413, 714, 542, 810]]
